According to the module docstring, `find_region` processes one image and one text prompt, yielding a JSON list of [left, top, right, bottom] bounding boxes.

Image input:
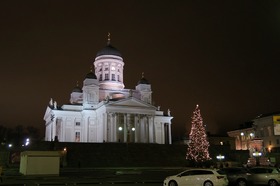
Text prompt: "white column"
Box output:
[[124, 114, 127, 142], [104, 112, 108, 142], [168, 122, 172, 144], [52, 117, 57, 141], [61, 119, 65, 142], [113, 113, 117, 142], [140, 115, 146, 142], [102, 64, 105, 80], [83, 117, 88, 142], [110, 113, 114, 142], [134, 115, 139, 143], [145, 116, 149, 143], [161, 122, 165, 144], [148, 116, 154, 143], [109, 63, 112, 80], [107, 113, 111, 142]]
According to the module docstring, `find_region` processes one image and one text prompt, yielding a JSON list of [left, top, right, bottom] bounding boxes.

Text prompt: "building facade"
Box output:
[[44, 37, 173, 144], [227, 113, 280, 166]]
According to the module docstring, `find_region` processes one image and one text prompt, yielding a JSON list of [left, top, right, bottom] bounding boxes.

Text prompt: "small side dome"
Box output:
[[85, 71, 97, 79], [72, 81, 83, 93], [138, 72, 150, 85]]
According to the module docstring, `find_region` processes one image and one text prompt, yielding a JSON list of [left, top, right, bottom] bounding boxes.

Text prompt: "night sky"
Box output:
[[1, 0, 280, 139]]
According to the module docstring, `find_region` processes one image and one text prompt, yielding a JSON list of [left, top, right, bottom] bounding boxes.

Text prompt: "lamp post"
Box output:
[[62, 147, 67, 167], [118, 126, 123, 142], [216, 154, 225, 168], [240, 132, 244, 150], [253, 152, 262, 166]]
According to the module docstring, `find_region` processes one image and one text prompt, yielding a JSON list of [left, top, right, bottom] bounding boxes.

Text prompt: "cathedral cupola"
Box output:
[[94, 33, 125, 93], [135, 72, 152, 104], [70, 81, 83, 104], [85, 68, 97, 79], [72, 81, 83, 93], [96, 35, 122, 57], [138, 72, 150, 85]]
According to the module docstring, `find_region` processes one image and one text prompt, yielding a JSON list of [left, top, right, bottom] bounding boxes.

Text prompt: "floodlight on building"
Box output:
[[8, 144, 12, 148], [118, 127, 123, 131], [132, 127, 135, 131]]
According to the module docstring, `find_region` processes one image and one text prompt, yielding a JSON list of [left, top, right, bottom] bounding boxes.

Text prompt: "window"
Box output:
[[99, 74, 102, 81], [105, 74, 109, 80], [75, 132, 80, 142], [111, 66, 115, 71], [76, 122, 80, 126], [277, 139, 280, 145], [112, 74, 115, 81], [117, 75, 120, 81], [181, 170, 213, 176], [105, 67, 109, 71]]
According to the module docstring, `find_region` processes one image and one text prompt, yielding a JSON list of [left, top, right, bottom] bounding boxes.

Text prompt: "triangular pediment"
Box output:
[[107, 97, 156, 110]]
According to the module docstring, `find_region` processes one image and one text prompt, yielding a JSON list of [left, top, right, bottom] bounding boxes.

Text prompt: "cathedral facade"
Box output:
[[44, 37, 173, 144]]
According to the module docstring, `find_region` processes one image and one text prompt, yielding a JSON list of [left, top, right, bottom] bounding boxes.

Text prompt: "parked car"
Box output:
[[247, 167, 280, 186], [163, 168, 228, 186], [219, 167, 250, 186]]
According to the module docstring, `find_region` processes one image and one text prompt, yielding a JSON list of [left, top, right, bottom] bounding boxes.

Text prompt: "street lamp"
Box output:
[[240, 132, 244, 150], [216, 154, 225, 168], [253, 152, 262, 166], [250, 133, 254, 138], [216, 154, 225, 161]]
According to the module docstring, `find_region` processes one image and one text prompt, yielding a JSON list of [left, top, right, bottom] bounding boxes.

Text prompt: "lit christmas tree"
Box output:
[[186, 105, 211, 164]]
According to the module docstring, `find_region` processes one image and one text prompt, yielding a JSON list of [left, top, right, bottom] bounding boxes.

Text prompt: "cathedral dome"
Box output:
[[72, 86, 82, 93], [138, 73, 150, 85], [85, 71, 97, 79], [96, 33, 122, 57], [96, 44, 122, 57]]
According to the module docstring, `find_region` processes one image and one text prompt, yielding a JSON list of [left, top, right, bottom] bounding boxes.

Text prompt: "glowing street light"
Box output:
[[240, 132, 244, 150], [253, 152, 262, 166], [25, 138, 30, 146], [216, 154, 225, 161]]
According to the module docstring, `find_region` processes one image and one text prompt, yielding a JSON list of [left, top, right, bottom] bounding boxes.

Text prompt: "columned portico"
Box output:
[[94, 111, 171, 144]]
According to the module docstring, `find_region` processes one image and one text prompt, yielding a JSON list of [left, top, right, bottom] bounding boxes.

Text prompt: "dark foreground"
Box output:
[[0, 167, 184, 186]]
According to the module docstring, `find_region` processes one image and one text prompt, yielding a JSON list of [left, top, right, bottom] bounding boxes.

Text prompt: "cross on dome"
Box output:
[[107, 32, 111, 45]]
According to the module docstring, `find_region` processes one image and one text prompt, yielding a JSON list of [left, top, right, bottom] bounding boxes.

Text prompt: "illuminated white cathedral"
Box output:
[[44, 36, 173, 144]]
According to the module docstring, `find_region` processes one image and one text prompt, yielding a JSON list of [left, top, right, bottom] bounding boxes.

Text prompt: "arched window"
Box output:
[[112, 74, 116, 81], [105, 74, 109, 80]]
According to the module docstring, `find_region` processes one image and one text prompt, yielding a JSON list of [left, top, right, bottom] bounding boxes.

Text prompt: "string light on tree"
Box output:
[[186, 104, 211, 163]]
